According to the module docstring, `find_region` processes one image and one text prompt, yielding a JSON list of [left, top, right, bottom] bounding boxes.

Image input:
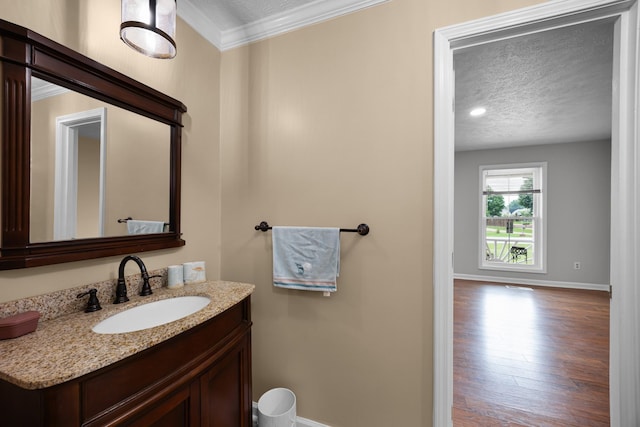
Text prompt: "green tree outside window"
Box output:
[[486, 186, 505, 217]]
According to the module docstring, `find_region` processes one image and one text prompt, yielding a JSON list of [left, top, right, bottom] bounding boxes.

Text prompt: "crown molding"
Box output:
[[179, 0, 389, 52], [220, 0, 389, 50], [178, 0, 223, 50]]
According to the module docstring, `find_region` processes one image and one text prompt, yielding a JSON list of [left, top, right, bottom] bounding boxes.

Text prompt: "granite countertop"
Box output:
[[0, 280, 254, 390]]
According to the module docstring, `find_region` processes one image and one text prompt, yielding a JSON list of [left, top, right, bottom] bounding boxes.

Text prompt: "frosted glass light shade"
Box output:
[[121, 0, 176, 59]]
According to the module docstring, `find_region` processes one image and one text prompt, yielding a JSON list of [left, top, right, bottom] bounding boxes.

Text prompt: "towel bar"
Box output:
[[118, 217, 169, 226], [254, 221, 369, 236]]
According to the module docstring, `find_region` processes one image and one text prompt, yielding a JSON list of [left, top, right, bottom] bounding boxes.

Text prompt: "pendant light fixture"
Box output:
[[120, 0, 177, 59]]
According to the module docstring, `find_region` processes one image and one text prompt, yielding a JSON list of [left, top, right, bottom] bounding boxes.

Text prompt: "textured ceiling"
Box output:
[[454, 19, 614, 151]]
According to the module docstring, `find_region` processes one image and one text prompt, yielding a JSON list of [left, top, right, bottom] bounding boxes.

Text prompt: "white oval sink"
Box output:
[[92, 296, 211, 334]]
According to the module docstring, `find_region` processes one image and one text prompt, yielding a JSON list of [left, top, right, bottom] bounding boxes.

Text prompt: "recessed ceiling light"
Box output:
[[470, 107, 486, 117]]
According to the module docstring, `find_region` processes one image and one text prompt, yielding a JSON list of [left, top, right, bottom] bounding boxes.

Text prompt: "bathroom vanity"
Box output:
[[0, 17, 254, 426], [0, 18, 256, 426], [0, 280, 254, 426]]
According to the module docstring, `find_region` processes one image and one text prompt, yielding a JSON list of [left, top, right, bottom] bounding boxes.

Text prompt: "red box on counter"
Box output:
[[0, 311, 40, 339]]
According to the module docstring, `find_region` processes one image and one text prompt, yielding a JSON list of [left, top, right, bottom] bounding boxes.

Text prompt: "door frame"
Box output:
[[433, 1, 640, 425], [54, 107, 107, 240]]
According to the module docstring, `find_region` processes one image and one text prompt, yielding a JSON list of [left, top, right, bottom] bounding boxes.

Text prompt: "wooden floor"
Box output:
[[453, 279, 610, 426]]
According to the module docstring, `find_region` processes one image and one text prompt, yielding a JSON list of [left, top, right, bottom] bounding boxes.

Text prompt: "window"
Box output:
[[480, 163, 546, 272]]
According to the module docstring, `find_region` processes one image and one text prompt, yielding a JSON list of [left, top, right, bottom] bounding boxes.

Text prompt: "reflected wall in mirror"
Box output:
[[30, 78, 170, 242], [0, 18, 186, 269]]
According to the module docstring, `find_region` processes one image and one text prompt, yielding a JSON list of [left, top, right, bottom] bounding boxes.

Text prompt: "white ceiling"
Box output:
[[454, 19, 614, 151], [178, 0, 388, 51]]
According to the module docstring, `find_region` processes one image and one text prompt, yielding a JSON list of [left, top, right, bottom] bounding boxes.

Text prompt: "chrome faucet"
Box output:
[[114, 255, 153, 304]]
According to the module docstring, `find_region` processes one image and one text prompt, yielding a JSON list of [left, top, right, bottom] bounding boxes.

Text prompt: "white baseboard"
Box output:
[[252, 402, 330, 427], [454, 273, 610, 292]]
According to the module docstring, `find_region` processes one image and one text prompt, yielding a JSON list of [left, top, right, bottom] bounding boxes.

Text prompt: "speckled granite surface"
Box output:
[[0, 280, 254, 390], [0, 268, 169, 322]]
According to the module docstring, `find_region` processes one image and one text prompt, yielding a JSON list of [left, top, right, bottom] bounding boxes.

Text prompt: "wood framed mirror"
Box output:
[[0, 19, 186, 270]]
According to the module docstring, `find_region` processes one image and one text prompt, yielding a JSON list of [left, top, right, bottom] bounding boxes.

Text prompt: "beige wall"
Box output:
[[76, 134, 101, 238], [220, 1, 544, 425], [1, 0, 544, 425], [104, 107, 170, 236], [30, 96, 57, 242]]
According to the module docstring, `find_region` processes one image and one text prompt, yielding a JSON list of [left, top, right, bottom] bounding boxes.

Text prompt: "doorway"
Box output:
[[54, 107, 107, 240], [433, 1, 640, 426]]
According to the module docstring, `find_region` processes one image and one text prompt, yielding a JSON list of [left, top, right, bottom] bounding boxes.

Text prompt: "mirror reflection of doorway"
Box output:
[[54, 108, 106, 240]]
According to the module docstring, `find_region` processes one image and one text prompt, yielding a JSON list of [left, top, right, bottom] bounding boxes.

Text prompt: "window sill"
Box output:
[[479, 264, 546, 274]]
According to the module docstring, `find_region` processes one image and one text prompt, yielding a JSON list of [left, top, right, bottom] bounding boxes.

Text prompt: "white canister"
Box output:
[[258, 388, 296, 427], [183, 261, 206, 284], [167, 265, 184, 289]]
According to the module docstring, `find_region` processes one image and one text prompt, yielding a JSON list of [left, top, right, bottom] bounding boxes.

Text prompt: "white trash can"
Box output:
[[257, 388, 296, 427]]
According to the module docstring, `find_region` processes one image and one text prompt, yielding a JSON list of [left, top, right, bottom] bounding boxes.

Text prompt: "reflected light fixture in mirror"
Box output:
[[121, 0, 177, 59]]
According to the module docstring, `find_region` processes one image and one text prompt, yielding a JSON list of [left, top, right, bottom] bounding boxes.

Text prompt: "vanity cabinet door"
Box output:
[[200, 333, 252, 427], [123, 383, 197, 427]]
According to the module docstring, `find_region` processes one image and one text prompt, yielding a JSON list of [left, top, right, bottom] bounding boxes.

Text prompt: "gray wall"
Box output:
[[454, 140, 611, 285]]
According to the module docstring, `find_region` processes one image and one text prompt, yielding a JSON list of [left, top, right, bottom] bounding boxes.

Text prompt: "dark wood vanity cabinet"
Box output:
[[0, 297, 252, 427]]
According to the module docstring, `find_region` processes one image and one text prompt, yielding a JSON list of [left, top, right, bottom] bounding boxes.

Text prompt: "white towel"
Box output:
[[272, 226, 340, 292], [127, 220, 165, 234]]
